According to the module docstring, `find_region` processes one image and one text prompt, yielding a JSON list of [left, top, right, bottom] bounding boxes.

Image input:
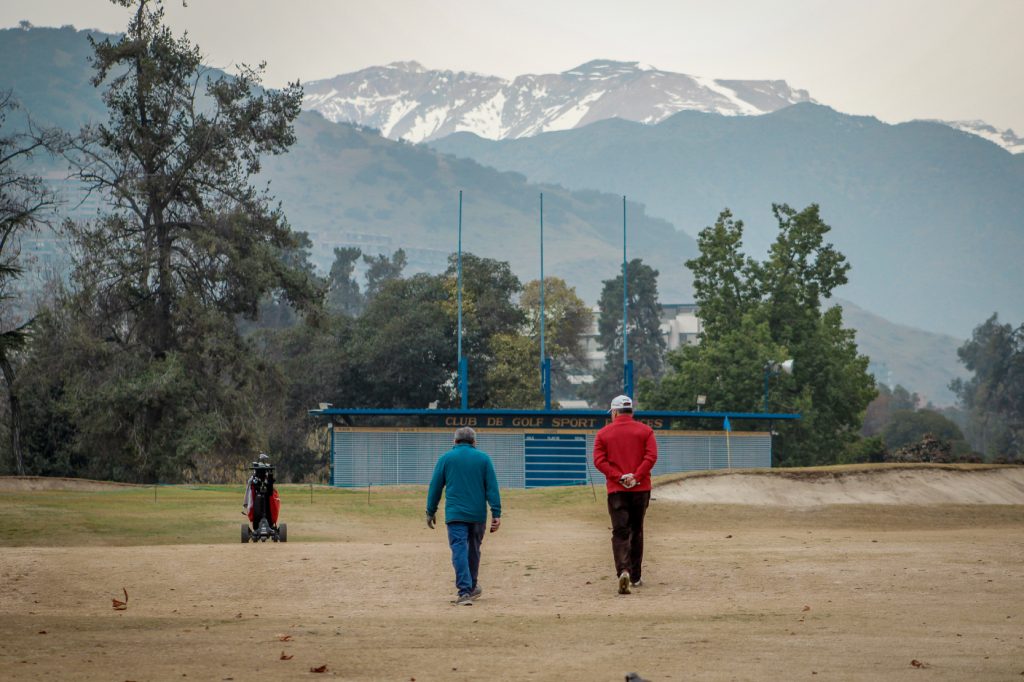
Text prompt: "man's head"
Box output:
[[609, 394, 634, 415], [454, 426, 477, 445]]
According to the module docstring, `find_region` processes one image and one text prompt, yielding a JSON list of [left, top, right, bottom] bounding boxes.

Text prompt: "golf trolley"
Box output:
[[241, 456, 287, 543]]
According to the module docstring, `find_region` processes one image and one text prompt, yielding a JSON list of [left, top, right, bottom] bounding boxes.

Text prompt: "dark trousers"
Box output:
[[607, 490, 651, 581], [447, 521, 486, 596]]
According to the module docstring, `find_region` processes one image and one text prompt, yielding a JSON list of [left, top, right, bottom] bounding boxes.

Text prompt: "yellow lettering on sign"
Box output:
[[552, 417, 596, 428], [511, 417, 543, 427], [444, 416, 477, 426]]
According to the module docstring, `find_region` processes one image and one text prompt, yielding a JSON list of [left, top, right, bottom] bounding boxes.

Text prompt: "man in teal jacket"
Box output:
[[426, 427, 502, 605]]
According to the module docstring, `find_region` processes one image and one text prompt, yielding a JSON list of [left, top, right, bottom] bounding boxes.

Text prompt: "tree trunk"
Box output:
[[0, 354, 24, 476], [154, 210, 173, 357]]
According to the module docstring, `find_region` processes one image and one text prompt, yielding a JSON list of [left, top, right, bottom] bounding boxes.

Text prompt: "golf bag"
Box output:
[[241, 456, 286, 542]]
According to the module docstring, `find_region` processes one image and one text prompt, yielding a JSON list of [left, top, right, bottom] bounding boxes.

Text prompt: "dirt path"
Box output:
[[3, 490, 1024, 680]]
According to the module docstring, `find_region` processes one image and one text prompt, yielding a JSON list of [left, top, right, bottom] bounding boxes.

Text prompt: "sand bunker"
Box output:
[[656, 466, 1024, 506]]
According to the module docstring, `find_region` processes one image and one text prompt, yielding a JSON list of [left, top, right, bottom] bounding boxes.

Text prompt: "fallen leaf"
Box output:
[[911, 659, 929, 668], [310, 665, 328, 673], [802, 605, 811, 612], [725, 534, 733, 538], [37, 630, 47, 634], [279, 651, 293, 661], [277, 634, 293, 642], [112, 587, 129, 610]]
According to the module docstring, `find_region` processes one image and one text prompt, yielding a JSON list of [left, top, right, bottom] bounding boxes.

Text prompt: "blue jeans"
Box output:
[[447, 521, 486, 596]]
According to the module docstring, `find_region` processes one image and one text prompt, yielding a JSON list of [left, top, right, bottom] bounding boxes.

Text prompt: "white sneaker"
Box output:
[[618, 572, 631, 595]]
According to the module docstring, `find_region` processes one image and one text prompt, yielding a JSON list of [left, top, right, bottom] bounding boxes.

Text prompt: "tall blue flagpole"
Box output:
[[457, 190, 467, 409], [540, 193, 551, 409], [622, 195, 632, 397], [540, 193, 545, 370]]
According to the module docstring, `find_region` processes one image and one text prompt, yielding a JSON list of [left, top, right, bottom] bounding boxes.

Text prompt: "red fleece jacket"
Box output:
[[593, 413, 658, 493]]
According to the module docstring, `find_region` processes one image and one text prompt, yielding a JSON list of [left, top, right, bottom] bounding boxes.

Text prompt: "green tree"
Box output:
[[352, 273, 456, 408], [862, 383, 920, 437], [951, 314, 1024, 457], [772, 306, 876, 465], [326, 246, 363, 316], [444, 253, 526, 407], [882, 409, 966, 450], [483, 332, 543, 409], [686, 209, 759, 342], [837, 436, 887, 465], [32, 0, 317, 481], [583, 258, 665, 406], [520, 277, 590, 401], [648, 309, 778, 413], [0, 92, 60, 475], [759, 203, 850, 348], [645, 205, 875, 466], [254, 313, 360, 479], [363, 248, 407, 302]]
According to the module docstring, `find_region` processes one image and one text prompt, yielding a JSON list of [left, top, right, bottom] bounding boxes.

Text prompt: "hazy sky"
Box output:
[[3, 0, 1022, 133]]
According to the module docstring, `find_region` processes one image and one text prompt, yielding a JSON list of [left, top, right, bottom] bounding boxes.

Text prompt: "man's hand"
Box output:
[[426, 512, 436, 529], [490, 517, 501, 533], [620, 473, 637, 489]]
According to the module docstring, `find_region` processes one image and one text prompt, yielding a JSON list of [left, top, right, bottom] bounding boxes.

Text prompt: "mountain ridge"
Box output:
[[301, 58, 815, 143], [431, 101, 1024, 338], [301, 58, 1022, 154]]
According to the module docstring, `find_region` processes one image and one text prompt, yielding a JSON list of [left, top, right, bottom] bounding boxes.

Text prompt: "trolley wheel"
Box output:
[[241, 523, 251, 543], [278, 523, 287, 543]]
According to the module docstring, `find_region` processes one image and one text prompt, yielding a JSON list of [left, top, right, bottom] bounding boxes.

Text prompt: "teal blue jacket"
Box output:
[[426, 443, 502, 524]]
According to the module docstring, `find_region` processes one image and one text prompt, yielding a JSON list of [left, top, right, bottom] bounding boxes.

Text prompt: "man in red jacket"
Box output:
[[593, 394, 658, 595]]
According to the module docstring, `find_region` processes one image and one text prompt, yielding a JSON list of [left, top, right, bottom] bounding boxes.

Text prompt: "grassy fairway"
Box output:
[[0, 481, 604, 547]]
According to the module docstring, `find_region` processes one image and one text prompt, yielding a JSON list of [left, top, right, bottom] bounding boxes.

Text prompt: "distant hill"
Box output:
[[0, 24, 109, 132], [837, 299, 965, 406], [432, 104, 1024, 337], [261, 112, 697, 303]]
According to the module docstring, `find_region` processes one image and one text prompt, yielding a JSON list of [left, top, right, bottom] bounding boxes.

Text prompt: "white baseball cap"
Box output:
[[609, 395, 633, 412]]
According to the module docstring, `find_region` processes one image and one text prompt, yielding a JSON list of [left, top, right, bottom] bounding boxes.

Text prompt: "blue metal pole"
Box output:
[[539, 192, 545, 385], [622, 195, 630, 396], [543, 357, 552, 410], [329, 424, 335, 486], [460, 356, 468, 409], [763, 365, 771, 412], [458, 190, 467, 409]]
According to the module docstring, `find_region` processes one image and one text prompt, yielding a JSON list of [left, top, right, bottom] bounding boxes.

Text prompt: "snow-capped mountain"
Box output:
[[922, 119, 1024, 154], [302, 60, 814, 143], [302, 59, 1023, 153]]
